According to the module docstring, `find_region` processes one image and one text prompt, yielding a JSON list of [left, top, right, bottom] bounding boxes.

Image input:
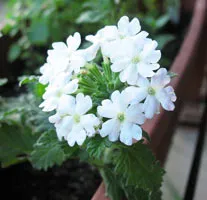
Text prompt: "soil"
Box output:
[[0, 160, 101, 200]]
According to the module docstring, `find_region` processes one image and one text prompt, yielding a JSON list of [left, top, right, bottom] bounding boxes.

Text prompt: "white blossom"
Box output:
[[85, 16, 143, 58], [47, 32, 95, 75], [116, 16, 141, 38], [39, 62, 59, 85], [97, 90, 146, 145], [125, 68, 176, 119], [37, 15, 177, 147], [49, 94, 100, 146], [39, 73, 78, 112], [110, 38, 161, 85]]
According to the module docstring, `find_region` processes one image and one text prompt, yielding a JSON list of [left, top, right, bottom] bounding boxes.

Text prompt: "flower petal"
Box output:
[[129, 17, 141, 35], [52, 42, 67, 50], [75, 93, 92, 115], [100, 119, 120, 141], [131, 124, 142, 141], [67, 32, 81, 52], [111, 59, 130, 72], [57, 94, 75, 116], [63, 79, 79, 95], [126, 104, 146, 125], [143, 95, 160, 119], [55, 116, 73, 140], [120, 122, 133, 145], [67, 126, 86, 146], [156, 88, 175, 111], [137, 63, 155, 77], [118, 16, 129, 35], [97, 99, 118, 118], [119, 64, 138, 85], [80, 114, 100, 136], [151, 68, 170, 87]]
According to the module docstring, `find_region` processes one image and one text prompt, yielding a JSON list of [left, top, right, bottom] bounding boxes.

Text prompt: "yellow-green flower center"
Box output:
[[117, 112, 125, 122], [147, 87, 156, 96], [73, 114, 80, 123], [132, 56, 140, 64]]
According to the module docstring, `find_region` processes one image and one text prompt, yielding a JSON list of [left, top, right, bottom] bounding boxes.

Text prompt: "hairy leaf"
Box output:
[[113, 142, 165, 191], [85, 135, 112, 159], [100, 168, 124, 200], [30, 130, 79, 170], [0, 122, 39, 167]]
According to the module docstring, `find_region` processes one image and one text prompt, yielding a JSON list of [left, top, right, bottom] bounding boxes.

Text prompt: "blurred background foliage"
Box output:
[[0, 0, 182, 169], [2, 0, 180, 71]]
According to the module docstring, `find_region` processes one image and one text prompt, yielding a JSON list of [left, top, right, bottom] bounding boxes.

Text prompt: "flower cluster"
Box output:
[[39, 16, 176, 146]]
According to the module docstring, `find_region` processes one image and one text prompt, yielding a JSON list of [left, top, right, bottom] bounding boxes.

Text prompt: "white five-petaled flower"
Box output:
[[110, 37, 161, 85], [86, 16, 141, 44], [97, 90, 146, 146], [39, 62, 61, 85], [49, 94, 100, 146], [125, 68, 176, 119], [86, 16, 143, 58], [47, 32, 94, 75], [39, 73, 78, 112]]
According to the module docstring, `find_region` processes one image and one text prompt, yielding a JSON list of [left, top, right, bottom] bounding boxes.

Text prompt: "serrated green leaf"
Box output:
[[0, 122, 39, 167], [85, 135, 112, 159], [123, 186, 162, 200], [113, 142, 165, 191], [30, 130, 79, 170], [100, 168, 125, 200]]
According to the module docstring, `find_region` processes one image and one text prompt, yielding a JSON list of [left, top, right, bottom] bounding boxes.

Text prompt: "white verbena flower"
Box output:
[[110, 37, 161, 85], [39, 73, 78, 112], [97, 90, 146, 145], [86, 16, 141, 45], [49, 94, 100, 146], [85, 16, 143, 58], [47, 32, 94, 75], [116, 16, 141, 38], [126, 68, 176, 119], [39, 62, 59, 85]]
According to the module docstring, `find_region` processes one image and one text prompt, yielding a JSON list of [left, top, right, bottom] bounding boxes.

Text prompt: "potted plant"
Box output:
[[0, 0, 206, 199]]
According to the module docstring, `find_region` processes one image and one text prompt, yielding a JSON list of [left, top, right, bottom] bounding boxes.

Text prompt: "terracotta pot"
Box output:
[[92, 0, 207, 199]]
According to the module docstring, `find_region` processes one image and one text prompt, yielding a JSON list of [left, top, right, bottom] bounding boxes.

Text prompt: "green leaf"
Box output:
[[30, 130, 79, 170], [100, 168, 125, 200], [168, 71, 178, 78], [85, 135, 112, 159], [155, 14, 170, 29], [113, 142, 165, 191], [155, 34, 175, 49], [27, 18, 49, 45], [0, 78, 8, 87], [18, 75, 39, 86], [165, 0, 180, 24], [142, 130, 151, 142], [33, 82, 47, 98], [123, 186, 162, 200], [76, 10, 107, 24], [8, 44, 21, 62], [0, 122, 39, 167]]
